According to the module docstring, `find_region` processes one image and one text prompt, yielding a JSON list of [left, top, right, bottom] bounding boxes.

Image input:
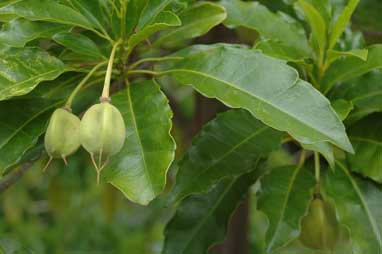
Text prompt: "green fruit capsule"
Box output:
[[299, 195, 340, 250], [80, 101, 125, 184], [44, 108, 81, 167], [80, 102, 125, 156]]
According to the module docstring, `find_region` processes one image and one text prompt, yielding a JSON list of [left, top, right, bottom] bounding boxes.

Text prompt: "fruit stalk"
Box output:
[[101, 40, 122, 100], [65, 61, 107, 108]]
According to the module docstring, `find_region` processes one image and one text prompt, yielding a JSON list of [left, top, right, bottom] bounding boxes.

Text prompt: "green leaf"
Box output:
[[0, 18, 68, 47], [0, 98, 59, 172], [258, 165, 316, 252], [0, 47, 66, 101], [325, 161, 382, 254], [67, 0, 111, 35], [255, 39, 306, 62], [161, 44, 353, 153], [322, 44, 382, 94], [153, 2, 226, 48], [347, 114, 382, 183], [105, 80, 175, 205], [164, 170, 258, 254], [220, 0, 312, 61], [0, 0, 93, 30], [170, 109, 282, 203], [53, 32, 106, 60], [329, 0, 360, 49], [127, 11, 181, 54], [137, 0, 173, 30], [297, 0, 327, 61], [326, 48, 368, 66], [125, 0, 148, 35], [331, 99, 354, 121]]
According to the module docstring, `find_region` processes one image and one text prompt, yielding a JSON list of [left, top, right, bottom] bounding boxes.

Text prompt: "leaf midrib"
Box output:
[[166, 68, 345, 149], [126, 86, 155, 196]]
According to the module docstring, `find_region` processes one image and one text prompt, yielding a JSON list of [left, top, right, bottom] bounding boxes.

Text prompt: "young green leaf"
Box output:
[[127, 11, 181, 55], [220, 0, 312, 61], [329, 0, 360, 49], [169, 109, 282, 204], [322, 44, 382, 94], [0, 47, 66, 101], [124, 0, 149, 35], [257, 165, 316, 252], [297, 0, 327, 62], [153, 2, 226, 48], [161, 44, 353, 153], [0, 18, 68, 47], [67, 0, 111, 35], [163, 171, 258, 254], [104, 80, 175, 205], [326, 48, 368, 66], [53, 32, 106, 60], [137, 0, 173, 30]]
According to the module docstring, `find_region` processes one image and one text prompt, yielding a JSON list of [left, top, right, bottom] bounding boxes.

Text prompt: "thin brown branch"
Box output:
[[0, 162, 33, 193]]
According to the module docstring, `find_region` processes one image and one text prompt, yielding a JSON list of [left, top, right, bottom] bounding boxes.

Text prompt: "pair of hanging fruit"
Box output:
[[43, 41, 125, 184]]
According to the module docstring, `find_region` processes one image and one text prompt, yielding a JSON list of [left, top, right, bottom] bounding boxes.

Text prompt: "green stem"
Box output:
[[298, 150, 306, 168], [128, 56, 183, 70], [314, 151, 320, 183], [101, 40, 122, 99], [90, 28, 114, 44], [127, 69, 161, 76], [65, 61, 108, 108]]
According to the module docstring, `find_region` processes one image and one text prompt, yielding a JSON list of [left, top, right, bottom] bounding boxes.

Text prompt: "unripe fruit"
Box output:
[[299, 195, 340, 250], [44, 108, 81, 164], [80, 102, 126, 156]]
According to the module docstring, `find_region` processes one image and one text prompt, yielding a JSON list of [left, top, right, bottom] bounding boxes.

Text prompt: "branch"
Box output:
[[0, 162, 33, 193]]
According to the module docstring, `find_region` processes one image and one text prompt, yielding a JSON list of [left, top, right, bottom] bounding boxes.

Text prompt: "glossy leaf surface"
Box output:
[[0, 18, 68, 47], [170, 109, 282, 203], [162, 44, 353, 153], [0, 47, 66, 101], [105, 80, 175, 205]]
